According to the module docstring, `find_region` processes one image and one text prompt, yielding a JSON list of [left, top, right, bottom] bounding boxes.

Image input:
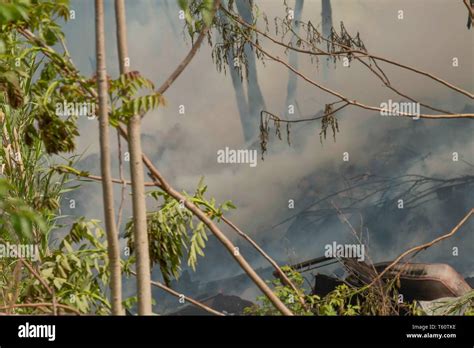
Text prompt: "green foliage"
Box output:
[[109, 70, 164, 125], [316, 284, 361, 316], [125, 178, 235, 286], [0, 178, 46, 242], [244, 266, 318, 315], [0, 3, 111, 314], [0, 33, 77, 246], [1, 218, 113, 315], [35, 110, 79, 154], [47, 218, 110, 314], [244, 266, 319, 315], [117, 70, 156, 96], [179, 0, 216, 39], [244, 268, 426, 316], [21, 0, 70, 32], [29, 59, 82, 154], [0, 0, 30, 26], [0, 12, 81, 155], [2, 1, 163, 152], [417, 290, 474, 316], [0, 67, 24, 108]]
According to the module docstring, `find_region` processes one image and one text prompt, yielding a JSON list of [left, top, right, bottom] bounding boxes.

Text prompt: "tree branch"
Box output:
[[130, 270, 225, 316], [155, 0, 221, 96], [222, 6, 474, 100], [367, 208, 474, 288], [0, 302, 81, 315], [242, 32, 473, 119]]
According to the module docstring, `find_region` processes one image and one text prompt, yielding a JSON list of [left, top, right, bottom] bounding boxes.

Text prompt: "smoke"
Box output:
[[285, 0, 305, 118], [215, 0, 266, 143], [60, 0, 473, 302], [235, 0, 266, 143]]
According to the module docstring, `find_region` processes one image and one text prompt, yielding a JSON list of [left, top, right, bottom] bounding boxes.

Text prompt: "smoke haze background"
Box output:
[[57, 0, 473, 307]]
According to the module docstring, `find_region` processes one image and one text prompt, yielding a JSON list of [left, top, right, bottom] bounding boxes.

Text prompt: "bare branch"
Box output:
[[222, 7, 473, 99], [243, 33, 473, 119], [155, 0, 221, 96], [221, 216, 308, 309], [130, 270, 225, 316], [0, 302, 81, 315], [367, 208, 474, 288]]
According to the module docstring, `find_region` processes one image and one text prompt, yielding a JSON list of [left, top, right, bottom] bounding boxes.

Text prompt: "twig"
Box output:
[[221, 216, 308, 309], [116, 130, 127, 230], [464, 0, 474, 19], [20, 259, 57, 316], [261, 102, 349, 124], [242, 32, 473, 119], [130, 271, 225, 316], [222, 7, 473, 99], [5, 261, 23, 315], [19, 11, 293, 316], [0, 302, 81, 315], [58, 167, 156, 186], [367, 208, 474, 288], [155, 0, 221, 96], [330, 201, 388, 305]]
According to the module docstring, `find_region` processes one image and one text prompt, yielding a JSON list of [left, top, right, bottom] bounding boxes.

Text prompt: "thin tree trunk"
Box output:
[[114, 0, 153, 315], [321, 0, 332, 81], [95, 0, 123, 315], [21, 3, 292, 315]]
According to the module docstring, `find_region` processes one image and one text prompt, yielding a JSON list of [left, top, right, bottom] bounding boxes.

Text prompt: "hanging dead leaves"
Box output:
[[0, 69, 24, 109], [320, 103, 339, 143], [259, 103, 341, 160], [259, 111, 291, 160]]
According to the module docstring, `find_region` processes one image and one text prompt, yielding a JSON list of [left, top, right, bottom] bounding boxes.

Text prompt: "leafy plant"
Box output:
[[125, 178, 235, 286], [244, 266, 318, 315], [0, 178, 46, 242], [244, 267, 425, 316]]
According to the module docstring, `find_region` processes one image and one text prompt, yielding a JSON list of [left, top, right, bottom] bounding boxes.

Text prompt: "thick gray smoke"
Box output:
[[61, 0, 473, 305]]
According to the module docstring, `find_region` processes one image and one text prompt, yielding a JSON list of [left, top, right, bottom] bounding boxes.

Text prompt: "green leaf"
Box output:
[[41, 267, 54, 279], [53, 277, 66, 290], [44, 28, 57, 46]]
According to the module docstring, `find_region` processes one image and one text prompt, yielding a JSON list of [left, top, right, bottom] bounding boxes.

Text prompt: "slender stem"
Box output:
[[130, 271, 225, 316], [221, 216, 308, 309], [115, 0, 152, 315], [367, 208, 474, 288], [155, 0, 221, 95], [116, 130, 127, 230], [0, 302, 81, 315], [96, 0, 124, 315], [222, 6, 474, 100], [243, 31, 473, 119]]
